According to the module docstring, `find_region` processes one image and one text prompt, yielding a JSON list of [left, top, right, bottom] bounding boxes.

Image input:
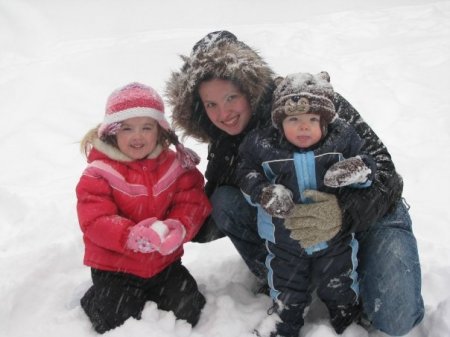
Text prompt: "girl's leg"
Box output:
[[357, 200, 424, 335], [80, 269, 146, 334], [146, 261, 206, 326]]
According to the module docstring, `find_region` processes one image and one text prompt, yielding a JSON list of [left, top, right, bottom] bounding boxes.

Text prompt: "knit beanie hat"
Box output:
[[271, 71, 336, 136], [98, 82, 200, 169], [98, 82, 171, 137]]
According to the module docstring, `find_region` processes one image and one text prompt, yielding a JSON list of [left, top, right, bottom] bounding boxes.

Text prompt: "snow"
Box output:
[[1, 0, 449, 336]]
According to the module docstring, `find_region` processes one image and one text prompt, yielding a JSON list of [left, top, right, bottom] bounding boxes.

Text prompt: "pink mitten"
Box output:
[[158, 219, 187, 255], [126, 217, 162, 253]]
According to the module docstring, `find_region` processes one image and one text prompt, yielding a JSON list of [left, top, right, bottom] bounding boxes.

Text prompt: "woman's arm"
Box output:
[[333, 93, 403, 232]]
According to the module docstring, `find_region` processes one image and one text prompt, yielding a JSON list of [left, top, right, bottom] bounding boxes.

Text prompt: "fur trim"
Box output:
[[165, 31, 274, 142]]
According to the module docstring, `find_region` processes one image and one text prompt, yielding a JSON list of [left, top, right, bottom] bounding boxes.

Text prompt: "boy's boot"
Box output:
[[253, 302, 304, 337], [329, 302, 362, 334]]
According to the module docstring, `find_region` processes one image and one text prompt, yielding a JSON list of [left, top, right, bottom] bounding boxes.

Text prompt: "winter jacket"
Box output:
[[76, 137, 211, 278], [165, 30, 403, 233], [238, 118, 375, 245]]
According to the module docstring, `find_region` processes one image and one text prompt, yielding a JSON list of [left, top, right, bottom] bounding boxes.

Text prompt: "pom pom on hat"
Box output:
[[98, 82, 200, 169], [98, 82, 170, 138]]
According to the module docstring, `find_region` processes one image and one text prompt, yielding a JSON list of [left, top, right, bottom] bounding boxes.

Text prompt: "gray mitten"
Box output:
[[260, 184, 294, 218], [324, 156, 372, 188], [284, 190, 342, 248]]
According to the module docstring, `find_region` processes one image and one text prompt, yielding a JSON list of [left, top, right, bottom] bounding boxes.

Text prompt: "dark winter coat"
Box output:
[[237, 118, 375, 244], [76, 136, 211, 278], [165, 30, 403, 233]]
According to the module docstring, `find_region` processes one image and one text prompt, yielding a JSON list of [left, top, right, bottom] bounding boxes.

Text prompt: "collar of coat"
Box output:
[[90, 136, 163, 162]]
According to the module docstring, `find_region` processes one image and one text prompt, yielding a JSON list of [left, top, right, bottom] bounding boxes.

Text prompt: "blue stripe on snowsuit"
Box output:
[[349, 233, 360, 296], [293, 151, 317, 203], [242, 192, 276, 243], [293, 151, 331, 254], [264, 241, 281, 300]]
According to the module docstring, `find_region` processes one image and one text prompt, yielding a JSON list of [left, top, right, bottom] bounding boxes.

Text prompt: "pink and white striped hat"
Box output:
[[98, 82, 170, 137], [98, 82, 200, 169]]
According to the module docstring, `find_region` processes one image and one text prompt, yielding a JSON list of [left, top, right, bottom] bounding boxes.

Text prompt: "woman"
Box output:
[[165, 30, 424, 336]]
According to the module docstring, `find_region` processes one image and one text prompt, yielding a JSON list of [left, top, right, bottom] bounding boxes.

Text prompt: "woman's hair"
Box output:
[[80, 123, 172, 158]]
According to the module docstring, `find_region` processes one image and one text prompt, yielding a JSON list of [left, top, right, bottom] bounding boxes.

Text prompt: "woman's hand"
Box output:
[[284, 190, 342, 248]]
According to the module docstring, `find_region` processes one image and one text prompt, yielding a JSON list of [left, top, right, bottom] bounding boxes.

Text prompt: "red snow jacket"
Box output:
[[76, 141, 211, 278]]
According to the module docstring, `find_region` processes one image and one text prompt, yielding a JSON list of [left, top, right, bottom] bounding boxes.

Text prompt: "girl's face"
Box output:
[[198, 78, 252, 136], [116, 117, 159, 160], [282, 113, 322, 149]]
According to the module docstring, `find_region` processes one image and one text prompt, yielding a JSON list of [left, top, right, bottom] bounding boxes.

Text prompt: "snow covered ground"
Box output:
[[1, 0, 450, 336]]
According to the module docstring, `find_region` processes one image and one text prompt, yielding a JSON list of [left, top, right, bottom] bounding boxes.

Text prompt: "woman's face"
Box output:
[[198, 78, 252, 136]]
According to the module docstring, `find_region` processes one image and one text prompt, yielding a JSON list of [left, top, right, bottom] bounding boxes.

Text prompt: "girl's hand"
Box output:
[[125, 217, 186, 255]]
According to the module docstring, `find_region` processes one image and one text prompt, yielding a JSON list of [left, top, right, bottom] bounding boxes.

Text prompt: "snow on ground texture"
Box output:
[[1, 0, 449, 336]]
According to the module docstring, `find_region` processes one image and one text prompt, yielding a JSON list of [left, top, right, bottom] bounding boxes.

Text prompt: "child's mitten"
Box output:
[[324, 156, 373, 188], [126, 217, 161, 253], [260, 184, 294, 218], [158, 219, 187, 255]]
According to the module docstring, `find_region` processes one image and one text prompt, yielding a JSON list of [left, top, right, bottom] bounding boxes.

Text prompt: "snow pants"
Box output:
[[264, 234, 359, 335], [211, 185, 424, 336], [80, 260, 206, 334]]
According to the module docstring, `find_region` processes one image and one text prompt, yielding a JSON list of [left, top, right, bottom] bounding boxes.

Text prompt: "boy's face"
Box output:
[[282, 113, 322, 149], [116, 117, 159, 160]]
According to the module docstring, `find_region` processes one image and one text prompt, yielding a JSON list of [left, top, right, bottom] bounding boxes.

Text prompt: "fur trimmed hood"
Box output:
[[165, 31, 275, 142]]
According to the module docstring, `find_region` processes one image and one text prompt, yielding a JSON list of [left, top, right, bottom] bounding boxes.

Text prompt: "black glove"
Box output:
[[260, 184, 294, 218]]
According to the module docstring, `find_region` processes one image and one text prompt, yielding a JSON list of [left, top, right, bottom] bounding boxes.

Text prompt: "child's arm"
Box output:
[[237, 130, 294, 218], [76, 174, 134, 253], [323, 122, 376, 188], [324, 155, 376, 188]]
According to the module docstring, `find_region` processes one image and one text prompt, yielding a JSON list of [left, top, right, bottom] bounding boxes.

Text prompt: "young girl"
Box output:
[[76, 82, 211, 334]]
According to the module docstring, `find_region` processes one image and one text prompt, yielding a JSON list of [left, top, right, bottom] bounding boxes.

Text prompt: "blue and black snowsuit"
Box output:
[[237, 118, 375, 332]]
